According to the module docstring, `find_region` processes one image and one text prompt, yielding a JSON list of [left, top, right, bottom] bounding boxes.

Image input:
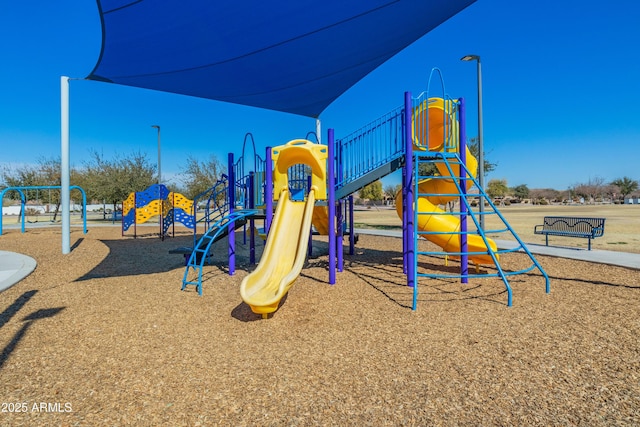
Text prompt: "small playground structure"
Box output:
[[180, 132, 358, 299], [0, 185, 88, 236], [122, 184, 196, 239], [180, 71, 550, 315]]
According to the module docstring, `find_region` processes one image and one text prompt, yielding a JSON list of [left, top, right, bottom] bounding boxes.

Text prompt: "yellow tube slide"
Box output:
[[240, 188, 316, 316], [312, 206, 329, 235], [396, 98, 497, 265]]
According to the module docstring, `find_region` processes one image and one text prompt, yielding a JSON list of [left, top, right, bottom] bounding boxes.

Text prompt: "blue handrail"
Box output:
[[182, 209, 259, 295], [334, 105, 405, 193], [192, 175, 230, 248]]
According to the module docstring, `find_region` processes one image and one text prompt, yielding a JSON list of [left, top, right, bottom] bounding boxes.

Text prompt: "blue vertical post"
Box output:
[[459, 98, 469, 283], [18, 192, 26, 233], [403, 92, 415, 288], [241, 176, 248, 244], [337, 137, 344, 191], [228, 152, 236, 275], [402, 163, 408, 274], [337, 199, 343, 272], [159, 185, 164, 240], [404, 92, 416, 308], [172, 191, 176, 238], [307, 176, 313, 257], [249, 172, 256, 264], [336, 137, 344, 271], [133, 192, 137, 239], [348, 195, 355, 255], [328, 128, 336, 284], [265, 146, 273, 236], [20, 191, 25, 234]]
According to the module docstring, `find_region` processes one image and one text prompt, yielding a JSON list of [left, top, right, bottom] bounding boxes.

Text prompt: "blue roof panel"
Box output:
[[88, 0, 476, 117]]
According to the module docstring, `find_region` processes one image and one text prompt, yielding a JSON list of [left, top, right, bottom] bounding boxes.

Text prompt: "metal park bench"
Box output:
[[534, 216, 605, 250]]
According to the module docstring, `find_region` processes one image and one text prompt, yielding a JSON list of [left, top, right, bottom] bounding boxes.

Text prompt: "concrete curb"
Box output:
[[0, 251, 37, 292]]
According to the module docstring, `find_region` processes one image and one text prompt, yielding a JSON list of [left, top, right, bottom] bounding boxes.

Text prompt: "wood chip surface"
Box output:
[[0, 225, 639, 426]]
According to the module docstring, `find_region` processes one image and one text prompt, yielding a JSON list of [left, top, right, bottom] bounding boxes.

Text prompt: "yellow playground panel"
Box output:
[[272, 139, 328, 201], [169, 191, 194, 213]]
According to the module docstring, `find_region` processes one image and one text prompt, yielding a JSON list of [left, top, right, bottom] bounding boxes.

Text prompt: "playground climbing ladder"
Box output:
[[182, 209, 259, 296], [407, 89, 549, 309]]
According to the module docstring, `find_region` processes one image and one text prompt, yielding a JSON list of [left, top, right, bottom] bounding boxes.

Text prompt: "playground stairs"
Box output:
[[181, 209, 259, 296], [170, 216, 249, 264], [412, 151, 550, 308]]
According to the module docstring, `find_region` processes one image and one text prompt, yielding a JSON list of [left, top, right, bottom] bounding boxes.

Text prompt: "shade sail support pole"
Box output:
[[61, 76, 70, 255]]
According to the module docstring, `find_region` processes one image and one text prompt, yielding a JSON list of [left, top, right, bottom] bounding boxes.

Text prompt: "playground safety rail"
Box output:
[[192, 175, 230, 247], [182, 209, 259, 295], [334, 105, 405, 200]]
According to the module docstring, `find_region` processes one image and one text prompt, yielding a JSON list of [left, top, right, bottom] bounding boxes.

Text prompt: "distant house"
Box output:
[[624, 195, 640, 204]]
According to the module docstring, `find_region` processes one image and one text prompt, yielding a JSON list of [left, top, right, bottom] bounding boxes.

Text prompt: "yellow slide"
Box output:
[[240, 139, 328, 317], [240, 188, 316, 317], [396, 98, 498, 265]]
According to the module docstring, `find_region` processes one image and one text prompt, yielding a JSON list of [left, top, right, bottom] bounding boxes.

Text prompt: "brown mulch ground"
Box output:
[[0, 225, 639, 426]]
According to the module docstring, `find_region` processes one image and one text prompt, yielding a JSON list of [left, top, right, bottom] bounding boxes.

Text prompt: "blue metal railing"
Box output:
[[335, 105, 405, 193], [233, 133, 266, 209], [192, 176, 230, 248]]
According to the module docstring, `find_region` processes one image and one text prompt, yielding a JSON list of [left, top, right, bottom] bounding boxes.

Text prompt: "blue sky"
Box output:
[[1, 1, 639, 191]]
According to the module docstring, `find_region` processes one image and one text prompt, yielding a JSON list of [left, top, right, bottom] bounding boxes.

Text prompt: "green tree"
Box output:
[[359, 180, 383, 204], [179, 154, 225, 199], [415, 137, 495, 181], [570, 176, 606, 204], [610, 176, 639, 201], [468, 137, 497, 175], [486, 178, 509, 198], [83, 150, 156, 212], [0, 157, 87, 220], [383, 184, 401, 204], [511, 184, 529, 200], [2, 161, 48, 201], [417, 161, 438, 178]]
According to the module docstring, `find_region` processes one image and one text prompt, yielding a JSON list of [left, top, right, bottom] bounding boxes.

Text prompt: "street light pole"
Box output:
[[151, 125, 161, 184], [461, 54, 484, 230]]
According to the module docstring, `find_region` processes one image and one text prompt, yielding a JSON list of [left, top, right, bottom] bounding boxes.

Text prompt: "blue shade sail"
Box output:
[[87, 0, 475, 118]]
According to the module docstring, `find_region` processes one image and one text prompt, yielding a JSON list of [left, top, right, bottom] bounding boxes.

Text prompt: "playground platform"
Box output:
[[1, 230, 638, 293]]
